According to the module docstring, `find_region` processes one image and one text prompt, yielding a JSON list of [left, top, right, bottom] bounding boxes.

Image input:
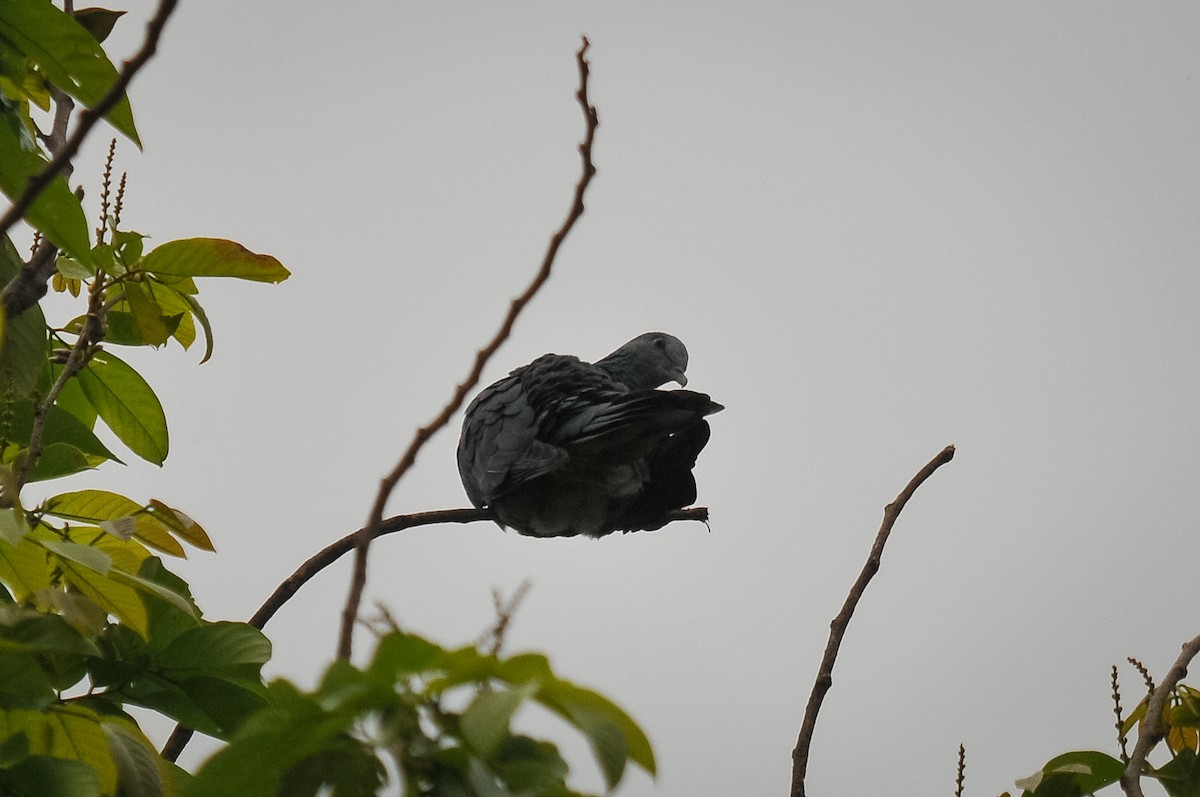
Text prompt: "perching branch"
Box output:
[[1119, 633, 1200, 797], [159, 505, 709, 762], [334, 35, 600, 661], [789, 444, 956, 797], [0, 0, 179, 320]]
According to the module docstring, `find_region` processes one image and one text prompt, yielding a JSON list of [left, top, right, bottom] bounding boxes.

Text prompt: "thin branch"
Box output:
[[334, 35, 600, 661], [1113, 664, 1130, 763], [482, 579, 533, 657], [955, 743, 966, 797], [789, 444, 956, 797], [0, 0, 179, 320], [1128, 656, 1156, 695], [1119, 633, 1200, 797], [16, 273, 107, 488], [159, 505, 709, 761]]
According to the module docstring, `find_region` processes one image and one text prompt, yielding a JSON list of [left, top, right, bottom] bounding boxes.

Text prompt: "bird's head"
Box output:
[[597, 332, 689, 390]]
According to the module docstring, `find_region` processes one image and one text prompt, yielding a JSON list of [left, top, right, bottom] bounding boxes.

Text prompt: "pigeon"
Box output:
[[457, 332, 723, 538]]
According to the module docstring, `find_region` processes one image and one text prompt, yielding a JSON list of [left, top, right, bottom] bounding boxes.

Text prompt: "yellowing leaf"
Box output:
[[141, 238, 289, 283], [0, 535, 54, 600], [54, 554, 146, 635], [0, 506, 28, 545], [0, 705, 118, 795], [147, 500, 213, 552], [44, 489, 141, 523]]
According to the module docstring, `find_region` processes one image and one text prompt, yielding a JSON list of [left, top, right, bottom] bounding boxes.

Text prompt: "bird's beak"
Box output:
[[671, 369, 688, 387]]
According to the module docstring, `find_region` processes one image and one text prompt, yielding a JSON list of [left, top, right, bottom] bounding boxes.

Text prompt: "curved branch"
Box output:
[[1119, 633, 1200, 797], [159, 505, 708, 762], [335, 35, 600, 661], [0, 0, 179, 319], [790, 444, 956, 797]]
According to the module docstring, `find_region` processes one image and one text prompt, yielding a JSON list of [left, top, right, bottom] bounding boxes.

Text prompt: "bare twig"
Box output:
[[955, 743, 966, 797], [159, 505, 710, 761], [335, 36, 600, 661], [0, 0, 179, 320], [1128, 657, 1156, 695], [789, 444, 956, 797], [1113, 664, 1130, 763], [1119, 634, 1200, 797], [482, 580, 533, 657]]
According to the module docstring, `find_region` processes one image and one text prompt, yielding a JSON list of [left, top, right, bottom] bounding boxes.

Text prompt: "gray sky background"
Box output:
[[29, 2, 1200, 794]]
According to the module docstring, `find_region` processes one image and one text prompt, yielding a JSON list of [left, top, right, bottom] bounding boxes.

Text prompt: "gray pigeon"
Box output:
[[457, 332, 723, 538]]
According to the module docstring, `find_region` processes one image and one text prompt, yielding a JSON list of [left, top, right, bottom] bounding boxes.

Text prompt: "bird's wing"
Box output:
[[456, 362, 572, 507], [545, 389, 722, 453]]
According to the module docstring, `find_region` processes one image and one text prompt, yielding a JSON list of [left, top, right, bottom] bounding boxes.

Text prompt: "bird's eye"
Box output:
[[652, 337, 665, 349]]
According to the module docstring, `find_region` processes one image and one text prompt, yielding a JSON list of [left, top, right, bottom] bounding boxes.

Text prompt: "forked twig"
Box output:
[[790, 444, 956, 797], [335, 36, 600, 661]]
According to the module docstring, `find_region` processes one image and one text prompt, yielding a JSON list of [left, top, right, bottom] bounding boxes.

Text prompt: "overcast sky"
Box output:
[[33, 2, 1200, 795]]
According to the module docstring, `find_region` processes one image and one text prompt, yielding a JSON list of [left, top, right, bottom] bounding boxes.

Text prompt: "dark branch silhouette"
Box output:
[[0, 0, 179, 320], [1119, 633, 1200, 797], [790, 444, 955, 797], [335, 36, 600, 661]]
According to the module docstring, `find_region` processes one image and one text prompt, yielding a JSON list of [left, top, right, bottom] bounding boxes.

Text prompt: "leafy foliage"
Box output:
[[184, 631, 654, 797], [0, 4, 657, 796], [1003, 673, 1200, 797]]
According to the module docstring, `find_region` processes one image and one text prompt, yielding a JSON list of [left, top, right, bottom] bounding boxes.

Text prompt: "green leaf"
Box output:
[[55, 254, 94, 280], [0, 236, 49, 395], [497, 653, 554, 684], [0, 111, 92, 264], [0, 731, 30, 766], [0, 650, 58, 708], [181, 689, 355, 797], [108, 568, 197, 617], [1016, 750, 1124, 796], [491, 736, 571, 793], [73, 8, 125, 44], [86, 309, 182, 347], [0, 705, 118, 795], [0, 507, 28, 546], [112, 228, 145, 267], [276, 736, 385, 797], [0, 755, 102, 797], [155, 622, 271, 676], [35, 538, 111, 574], [51, 552, 147, 635], [44, 488, 141, 524], [0, 535, 55, 600], [1157, 747, 1200, 797], [19, 442, 93, 482], [368, 631, 442, 680], [0, 0, 139, 144], [6, 399, 122, 466], [461, 682, 537, 758], [44, 490, 203, 558], [123, 281, 170, 347], [141, 238, 289, 283], [51, 366, 97, 428], [176, 291, 211, 362], [0, 605, 100, 657], [75, 350, 168, 465], [100, 718, 169, 797], [535, 679, 656, 789]]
